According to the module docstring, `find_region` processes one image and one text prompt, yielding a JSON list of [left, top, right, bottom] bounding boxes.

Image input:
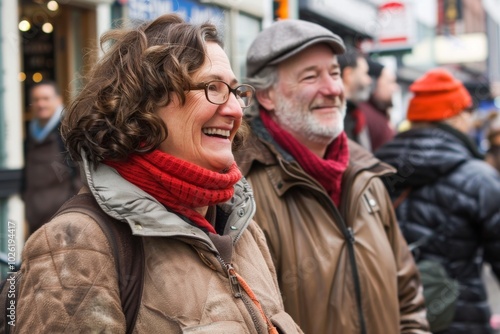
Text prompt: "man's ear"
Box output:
[[256, 88, 275, 111]]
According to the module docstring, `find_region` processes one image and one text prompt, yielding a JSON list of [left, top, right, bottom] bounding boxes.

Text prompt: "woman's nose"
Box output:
[[219, 93, 244, 119]]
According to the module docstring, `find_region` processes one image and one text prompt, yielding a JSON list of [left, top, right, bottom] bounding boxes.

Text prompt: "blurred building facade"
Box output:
[[298, 0, 500, 128]]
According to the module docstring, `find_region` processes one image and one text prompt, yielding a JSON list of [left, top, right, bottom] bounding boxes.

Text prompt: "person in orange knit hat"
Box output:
[[376, 68, 500, 334], [407, 68, 473, 122]]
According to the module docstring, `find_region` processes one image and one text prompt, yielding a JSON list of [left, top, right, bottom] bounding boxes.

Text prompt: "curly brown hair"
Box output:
[[61, 14, 229, 165]]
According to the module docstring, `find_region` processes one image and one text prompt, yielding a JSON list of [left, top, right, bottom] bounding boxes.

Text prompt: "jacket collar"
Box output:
[[80, 155, 255, 249], [434, 122, 484, 159], [346, 139, 395, 176]]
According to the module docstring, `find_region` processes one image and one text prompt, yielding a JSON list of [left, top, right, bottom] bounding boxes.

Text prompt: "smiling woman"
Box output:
[[13, 13, 302, 334]]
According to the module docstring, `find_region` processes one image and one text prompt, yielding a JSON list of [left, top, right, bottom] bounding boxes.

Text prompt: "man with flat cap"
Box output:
[[236, 19, 429, 334]]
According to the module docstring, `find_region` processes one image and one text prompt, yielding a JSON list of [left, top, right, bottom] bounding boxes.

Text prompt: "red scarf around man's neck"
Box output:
[[105, 150, 242, 234], [260, 109, 349, 207]]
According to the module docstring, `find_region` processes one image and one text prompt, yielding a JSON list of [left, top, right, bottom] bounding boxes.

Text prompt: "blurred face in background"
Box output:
[[372, 67, 399, 110], [30, 84, 62, 126], [344, 57, 371, 103], [491, 132, 500, 147]]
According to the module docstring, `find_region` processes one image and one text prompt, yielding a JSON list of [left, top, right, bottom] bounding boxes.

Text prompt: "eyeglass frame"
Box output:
[[189, 80, 255, 108]]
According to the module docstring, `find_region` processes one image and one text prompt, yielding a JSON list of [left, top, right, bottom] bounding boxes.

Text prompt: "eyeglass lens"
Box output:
[[206, 81, 253, 107]]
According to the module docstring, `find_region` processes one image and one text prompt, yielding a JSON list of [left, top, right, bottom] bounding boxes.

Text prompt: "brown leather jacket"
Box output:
[[14, 160, 303, 333], [235, 123, 429, 334]]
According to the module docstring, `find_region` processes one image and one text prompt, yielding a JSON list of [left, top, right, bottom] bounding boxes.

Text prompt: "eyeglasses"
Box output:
[[190, 80, 255, 108]]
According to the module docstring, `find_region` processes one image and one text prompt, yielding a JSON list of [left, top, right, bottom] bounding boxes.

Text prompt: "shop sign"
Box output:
[[483, 0, 500, 25], [127, 0, 224, 25], [303, 0, 377, 37], [365, 1, 416, 53]]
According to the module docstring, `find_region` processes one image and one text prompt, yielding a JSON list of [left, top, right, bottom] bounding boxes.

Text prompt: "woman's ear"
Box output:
[[256, 88, 275, 111]]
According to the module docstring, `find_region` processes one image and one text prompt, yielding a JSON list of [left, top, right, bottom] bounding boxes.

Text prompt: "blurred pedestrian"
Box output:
[[376, 68, 500, 334], [338, 49, 372, 150], [14, 14, 302, 333], [358, 60, 398, 151], [237, 19, 429, 334], [22, 80, 81, 236], [485, 114, 500, 173]]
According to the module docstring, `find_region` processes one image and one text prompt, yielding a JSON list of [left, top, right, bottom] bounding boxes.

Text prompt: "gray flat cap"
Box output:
[[246, 19, 345, 77]]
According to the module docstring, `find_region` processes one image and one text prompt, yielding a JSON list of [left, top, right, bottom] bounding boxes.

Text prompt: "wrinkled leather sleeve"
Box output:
[[380, 185, 430, 334], [15, 212, 126, 333]]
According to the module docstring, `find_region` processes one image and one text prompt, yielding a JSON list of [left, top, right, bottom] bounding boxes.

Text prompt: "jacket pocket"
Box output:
[[183, 321, 247, 333], [362, 187, 390, 233], [271, 311, 302, 333], [362, 189, 380, 214]]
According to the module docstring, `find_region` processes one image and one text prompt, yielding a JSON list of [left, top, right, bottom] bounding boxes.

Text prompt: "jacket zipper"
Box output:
[[216, 255, 262, 334], [277, 159, 368, 334]]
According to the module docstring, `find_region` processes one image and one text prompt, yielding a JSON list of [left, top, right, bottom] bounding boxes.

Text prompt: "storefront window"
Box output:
[[236, 13, 260, 80]]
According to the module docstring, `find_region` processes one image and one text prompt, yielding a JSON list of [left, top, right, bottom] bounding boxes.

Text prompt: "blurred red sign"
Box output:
[[377, 2, 408, 45], [366, 1, 415, 53]]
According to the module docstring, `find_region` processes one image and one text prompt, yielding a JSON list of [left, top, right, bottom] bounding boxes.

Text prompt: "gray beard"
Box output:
[[273, 94, 346, 144]]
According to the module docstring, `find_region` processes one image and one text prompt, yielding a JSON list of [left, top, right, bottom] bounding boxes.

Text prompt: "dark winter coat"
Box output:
[[376, 123, 500, 334], [22, 124, 81, 234]]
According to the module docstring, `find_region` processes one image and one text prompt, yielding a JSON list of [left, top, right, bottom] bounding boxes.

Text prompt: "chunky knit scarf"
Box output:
[[260, 110, 349, 207], [105, 150, 242, 234]]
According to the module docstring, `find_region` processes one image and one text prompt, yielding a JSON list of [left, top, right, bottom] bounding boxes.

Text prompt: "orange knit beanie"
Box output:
[[407, 68, 472, 121]]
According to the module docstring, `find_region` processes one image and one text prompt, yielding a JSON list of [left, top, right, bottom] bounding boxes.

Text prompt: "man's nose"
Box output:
[[319, 75, 343, 96]]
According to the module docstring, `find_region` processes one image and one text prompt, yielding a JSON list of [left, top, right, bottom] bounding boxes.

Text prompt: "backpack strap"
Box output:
[[52, 193, 144, 334], [392, 187, 412, 210]]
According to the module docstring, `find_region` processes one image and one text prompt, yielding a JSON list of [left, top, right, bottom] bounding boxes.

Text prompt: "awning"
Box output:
[[299, 0, 377, 39]]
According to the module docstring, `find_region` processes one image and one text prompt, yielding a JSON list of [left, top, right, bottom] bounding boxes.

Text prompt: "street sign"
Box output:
[[364, 1, 416, 54]]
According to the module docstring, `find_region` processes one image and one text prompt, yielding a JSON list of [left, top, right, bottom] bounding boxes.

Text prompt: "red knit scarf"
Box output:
[[105, 150, 242, 234], [260, 110, 349, 207]]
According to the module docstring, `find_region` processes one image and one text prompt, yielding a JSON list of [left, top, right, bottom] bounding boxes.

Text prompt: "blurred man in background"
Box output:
[[338, 49, 372, 150], [22, 81, 81, 236], [484, 114, 500, 173], [359, 60, 398, 151]]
